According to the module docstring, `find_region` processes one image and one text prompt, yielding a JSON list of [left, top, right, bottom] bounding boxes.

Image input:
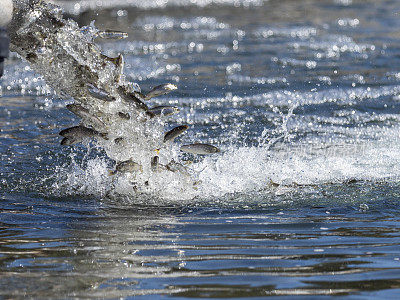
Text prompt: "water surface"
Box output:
[[1, 0, 400, 298]]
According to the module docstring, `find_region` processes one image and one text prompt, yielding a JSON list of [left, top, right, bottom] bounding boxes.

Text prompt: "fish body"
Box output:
[[87, 84, 116, 102], [180, 143, 220, 155], [66, 104, 105, 128], [117, 86, 150, 113], [144, 83, 177, 100], [166, 160, 189, 175], [61, 137, 78, 145], [149, 106, 180, 116], [59, 125, 107, 145], [164, 125, 189, 142], [151, 156, 160, 172], [115, 160, 143, 173]]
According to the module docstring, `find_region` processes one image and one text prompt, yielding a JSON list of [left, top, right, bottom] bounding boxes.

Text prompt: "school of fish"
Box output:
[[8, 0, 220, 185]]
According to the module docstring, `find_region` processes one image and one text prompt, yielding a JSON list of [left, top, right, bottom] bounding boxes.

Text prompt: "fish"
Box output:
[[60, 137, 78, 145], [151, 156, 160, 172], [180, 143, 220, 155], [164, 125, 189, 142], [166, 160, 189, 175], [117, 86, 151, 114], [97, 30, 128, 40], [111, 159, 143, 175], [8, 0, 204, 186], [66, 104, 105, 129], [87, 84, 116, 102], [151, 156, 168, 172], [59, 125, 108, 145], [149, 105, 180, 116], [144, 83, 178, 100], [118, 112, 130, 120]]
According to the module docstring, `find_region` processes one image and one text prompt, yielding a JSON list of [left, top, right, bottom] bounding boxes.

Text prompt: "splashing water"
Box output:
[[6, 0, 400, 202], [8, 0, 205, 199]]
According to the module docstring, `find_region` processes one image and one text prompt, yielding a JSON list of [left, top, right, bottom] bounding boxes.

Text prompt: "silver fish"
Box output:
[[61, 137, 78, 145], [97, 30, 128, 40], [115, 160, 143, 173], [87, 84, 116, 102], [166, 160, 189, 175], [164, 125, 189, 142], [180, 143, 220, 155], [66, 104, 105, 129], [144, 83, 177, 100], [87, 85, 116, 102], [149, 106, 180, 116], [117, 86, 152, 115], [59, 125, 108, 145]]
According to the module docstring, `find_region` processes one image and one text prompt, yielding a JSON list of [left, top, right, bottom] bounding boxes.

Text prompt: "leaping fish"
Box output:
[[59, 125, 108, 145], [144, 83, 178, 100], [180, 143, 220, 155], [109, 159, 143, 175], [66, 104, 105, 129], [7, 0, 196, 182], [87, 84, 116, 102], [166, 160, 190, 175], [151, 156, 161, 172], [149, 106, 180, 116], [117, 86, 153, 115], [164, 125, 189, 142]]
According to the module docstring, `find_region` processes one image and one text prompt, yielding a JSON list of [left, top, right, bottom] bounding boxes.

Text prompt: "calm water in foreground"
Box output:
[[2, 0, 400, 298]]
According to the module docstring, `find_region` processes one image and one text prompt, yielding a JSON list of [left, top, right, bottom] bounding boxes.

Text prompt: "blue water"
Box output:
[[2, 0, 400, 297]]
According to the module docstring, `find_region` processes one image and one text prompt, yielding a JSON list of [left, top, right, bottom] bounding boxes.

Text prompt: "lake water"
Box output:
[[1, 0, 400, 298]]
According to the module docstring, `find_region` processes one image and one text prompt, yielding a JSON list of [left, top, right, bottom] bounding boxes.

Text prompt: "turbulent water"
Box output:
[[1, 0, 400, 298]]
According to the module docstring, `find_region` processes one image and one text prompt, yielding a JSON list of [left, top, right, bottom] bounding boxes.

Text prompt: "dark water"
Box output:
[[2, 0, 400, 298]]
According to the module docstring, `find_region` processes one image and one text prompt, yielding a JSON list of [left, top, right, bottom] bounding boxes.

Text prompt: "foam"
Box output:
[[48, 123, 400, 202]]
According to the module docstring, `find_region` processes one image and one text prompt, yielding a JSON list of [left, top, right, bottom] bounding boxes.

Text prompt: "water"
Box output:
[[1, 0, 400, 297]]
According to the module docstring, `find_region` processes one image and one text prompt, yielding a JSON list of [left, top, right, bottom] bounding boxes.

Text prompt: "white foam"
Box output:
[[50, 124, 400, 202]]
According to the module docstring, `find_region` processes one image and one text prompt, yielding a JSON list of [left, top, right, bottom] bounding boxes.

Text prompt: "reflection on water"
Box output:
[[1, 193, 400, 298]]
